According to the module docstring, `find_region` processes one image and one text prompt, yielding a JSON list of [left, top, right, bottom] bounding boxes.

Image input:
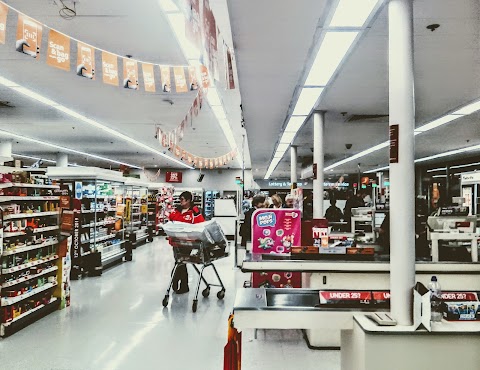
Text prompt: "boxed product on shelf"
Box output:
[[442, 291, 480, 321]]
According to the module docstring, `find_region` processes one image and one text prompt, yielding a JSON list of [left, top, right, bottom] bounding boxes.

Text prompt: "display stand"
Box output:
[[47, 167, 127, 275], [0, 169, 63, 337], [148, 183, 174, 235], [124, 178, 153, 247]]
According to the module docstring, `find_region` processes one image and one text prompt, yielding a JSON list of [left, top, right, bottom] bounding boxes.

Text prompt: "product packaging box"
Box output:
[[441, 292, 480, 321], [252, 271, 301, 288], [319, 290, 372, 307]]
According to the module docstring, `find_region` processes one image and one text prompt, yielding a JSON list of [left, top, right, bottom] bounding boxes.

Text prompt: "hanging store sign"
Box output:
[[77, 42, 95, 79], [0, 3, 8, 44], [102, 51, 119, 86], [389, 124, 399, 163], [166, 171, 183, 183], [16, 14, 42, 59], [47, 30, 70, 71]]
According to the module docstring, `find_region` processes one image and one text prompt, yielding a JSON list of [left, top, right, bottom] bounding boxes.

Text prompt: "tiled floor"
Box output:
[[0, 237, 340, 370]]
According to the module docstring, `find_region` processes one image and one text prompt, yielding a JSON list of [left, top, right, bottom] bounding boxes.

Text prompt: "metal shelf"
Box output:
[[1, 298, 58, 332], [1, 266, 58, 288], [2, 255, 58, 274], [3, 211, 59, 220], [3, 226, 59, 238], [0, 183, 59, 189], [1, 282, 57, 306], [2, 239, 58, 256], [0, 196, 60, 202]]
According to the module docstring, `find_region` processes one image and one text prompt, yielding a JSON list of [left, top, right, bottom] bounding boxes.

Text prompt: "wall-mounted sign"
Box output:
[[166, 171, 183, 183], [74, 182, 82, 199], [389, 124, 399, 163]]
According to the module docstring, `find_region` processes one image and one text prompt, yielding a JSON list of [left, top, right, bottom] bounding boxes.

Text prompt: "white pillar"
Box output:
[[313, 111, 325, 219], [290, 145, 297, 188], [0, 140, 13, 164], [389, 0, 415, 326], [56, 153, 68, 167]]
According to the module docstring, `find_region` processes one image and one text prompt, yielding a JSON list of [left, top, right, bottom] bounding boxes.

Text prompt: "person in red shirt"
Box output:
[[168, 191, 205, 294]]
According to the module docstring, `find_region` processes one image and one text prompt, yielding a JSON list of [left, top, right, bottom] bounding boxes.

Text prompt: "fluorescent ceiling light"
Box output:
[[325, 141, 389, 171], [329, 0, 380, 28], [208, 88, 222, 106], [13, 154, 56, 164], [426, 167, 446, 173], [450, 162, 480, 169], [285, 116, 307, 132], [158, 0, 179, 13], [292, 88, 324, 115], [0, 78, 193, 169], [168, 13, 201, 60], [432, 175, 447, 178], [1, 130, 143, 169], [280, 131, 297, 144], [276, 143, 289, 152], [452, 101, 480, 115], [415, 144, 480, 163], [364, 165, 389, 174], [305, 32, 358, 86], [414, 114, 463, 133]]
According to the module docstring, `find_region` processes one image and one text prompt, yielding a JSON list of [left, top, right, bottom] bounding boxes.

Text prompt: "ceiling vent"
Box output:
[[345, 114, 388, 123], [0, 101, 14, 108]]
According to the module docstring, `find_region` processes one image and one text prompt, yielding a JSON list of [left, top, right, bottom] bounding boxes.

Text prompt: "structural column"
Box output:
[[389, 0, 416, 325], [290, 145, 297, 188], [56, 153, 68, 167], [313, 111, 325, 218]]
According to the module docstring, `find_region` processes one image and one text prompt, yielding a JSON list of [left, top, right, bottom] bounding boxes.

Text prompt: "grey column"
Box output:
[[313, 111, 325, 218], [389, 0, 416, 326], [56, 153, 68, 167]]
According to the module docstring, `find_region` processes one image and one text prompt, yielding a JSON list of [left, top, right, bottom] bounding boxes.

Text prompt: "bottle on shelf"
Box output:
[[428, 275, 442, 322]]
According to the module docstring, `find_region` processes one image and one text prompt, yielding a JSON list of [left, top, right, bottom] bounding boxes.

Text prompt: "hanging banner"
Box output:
[[194, 156, 199, 167], [161, 131, 168, 147], [214, 157, 219, 167], [77, 42, 95, 79], [188, 65, 199, 91], [0, 3, 8, 44], [198, 158, 204, 169], [168, 132, 175, 149], [174, 145, 181, 157], [102, 51, 119, 86], [200, 65, 210, 88], [123, 58, 139, 90], [46, 30, 70, 71], [160, 65, 171, 92], [209, 159, 214, 169], [181, 149, 187, 159], [226, 48, 235, 89], [173, 66, 188, 93], [142, 62, 156, 92], [187, 153, 193, 164], [193, 96, 199, 116], [16, 14, 42, 59], [179, 120, 185, 140], [185, 0, 201, 49]]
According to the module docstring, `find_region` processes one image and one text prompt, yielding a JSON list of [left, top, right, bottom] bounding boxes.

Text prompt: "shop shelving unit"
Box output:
[[0, 169, 61, 337], [204, 190, 220, 220], [46, 167, 127, 274], [124, 178, 153, 247]]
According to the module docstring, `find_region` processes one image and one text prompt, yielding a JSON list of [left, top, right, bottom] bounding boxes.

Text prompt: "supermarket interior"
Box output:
[[0, 0, 480, 369]]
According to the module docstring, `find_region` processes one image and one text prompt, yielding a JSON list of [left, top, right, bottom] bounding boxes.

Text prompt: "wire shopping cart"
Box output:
[[162, 220, 229, 312]]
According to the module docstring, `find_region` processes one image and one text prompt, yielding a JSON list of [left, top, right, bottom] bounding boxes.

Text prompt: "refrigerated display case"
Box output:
[[124, 178, 153, 247]]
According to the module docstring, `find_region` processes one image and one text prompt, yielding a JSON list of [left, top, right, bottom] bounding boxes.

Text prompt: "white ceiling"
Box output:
[[228, 0, 480, 179], [0, 0, 247, 169]]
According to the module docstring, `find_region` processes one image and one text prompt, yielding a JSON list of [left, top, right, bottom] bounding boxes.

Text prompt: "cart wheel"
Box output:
[[147, 236, 154, 242], [162, 296, 169, 307], [202, 287, 210, 297], [217, 289, 225, 300], [192, 300, 198, 312]]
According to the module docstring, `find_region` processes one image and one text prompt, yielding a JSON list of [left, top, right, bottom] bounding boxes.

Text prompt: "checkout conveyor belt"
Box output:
[[233, 288, 384, 331]]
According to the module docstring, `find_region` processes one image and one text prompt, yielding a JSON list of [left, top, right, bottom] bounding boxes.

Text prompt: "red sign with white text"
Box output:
[[165, 171, 182, 183]]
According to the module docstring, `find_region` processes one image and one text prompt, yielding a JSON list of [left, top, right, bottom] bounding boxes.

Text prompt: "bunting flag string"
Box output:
[[0, 1, 210, 94]]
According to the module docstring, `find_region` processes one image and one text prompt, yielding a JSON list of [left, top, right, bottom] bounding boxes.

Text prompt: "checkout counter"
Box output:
[[234, 210, 480, 347]]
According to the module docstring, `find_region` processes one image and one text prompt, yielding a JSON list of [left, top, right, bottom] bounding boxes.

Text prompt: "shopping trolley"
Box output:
[[162, 220, 229, 312]]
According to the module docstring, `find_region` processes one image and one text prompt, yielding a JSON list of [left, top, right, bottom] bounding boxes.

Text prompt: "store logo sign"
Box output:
[[75, 182, 82, 199], [256, 212, 276, 227], [166, 171, 182, 183]]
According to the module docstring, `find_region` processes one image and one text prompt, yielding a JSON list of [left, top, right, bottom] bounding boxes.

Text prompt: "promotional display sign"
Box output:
[[226, 48, 235, 89], [55, 236, 72, 309], [123, 59, 139, 89], [16, 14, 42, 59], [74, 182, 82, 200], [188, 66, 199, 90], [173, 66, 188, 93], [166, 171, 182, 183], [77, 42, 95, 79], [252, 209, 301, 255], [389, 124, 399, 163], [102, 51, 119, 86], [47, 30, 70, 71], [160, 65, 172, 92]]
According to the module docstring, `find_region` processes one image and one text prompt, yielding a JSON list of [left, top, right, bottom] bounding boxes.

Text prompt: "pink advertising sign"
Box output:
[[251, 209, 302, 255]]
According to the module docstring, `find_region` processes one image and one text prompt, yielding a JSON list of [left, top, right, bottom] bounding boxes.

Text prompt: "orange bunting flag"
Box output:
[[200, 65, 210, 88], [160, 66, 172, 92], [187, 153, 193, 164], [0, 3, 9, 44], [198, 158, 204, 169], [102, 51, 119, 86], [123, 58, 139, 90], [16, 14, 42, 59], [209, 159, 214, 169], [47, 30, 71, 71], [188, 66, 199, 91], [142, 63, 156, 92], [77, 42, 95, 79], [161, 131, 168, 147], [214, 158, 219, 167], [173, 66, 188, 93], [194, 157, 199, 167], [174, 145, 181, 157], [181, 149, 187, 159]]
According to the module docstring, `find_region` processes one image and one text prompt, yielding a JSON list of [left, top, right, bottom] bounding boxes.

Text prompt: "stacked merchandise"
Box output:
[[204, 190, 220, 220], [0, 170, 64, 336], [124, 180, 152, 247], [156, 186, 175, 234]]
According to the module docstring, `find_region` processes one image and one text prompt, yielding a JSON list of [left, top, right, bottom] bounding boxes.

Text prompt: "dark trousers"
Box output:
[[173, 263, 189, 289]]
